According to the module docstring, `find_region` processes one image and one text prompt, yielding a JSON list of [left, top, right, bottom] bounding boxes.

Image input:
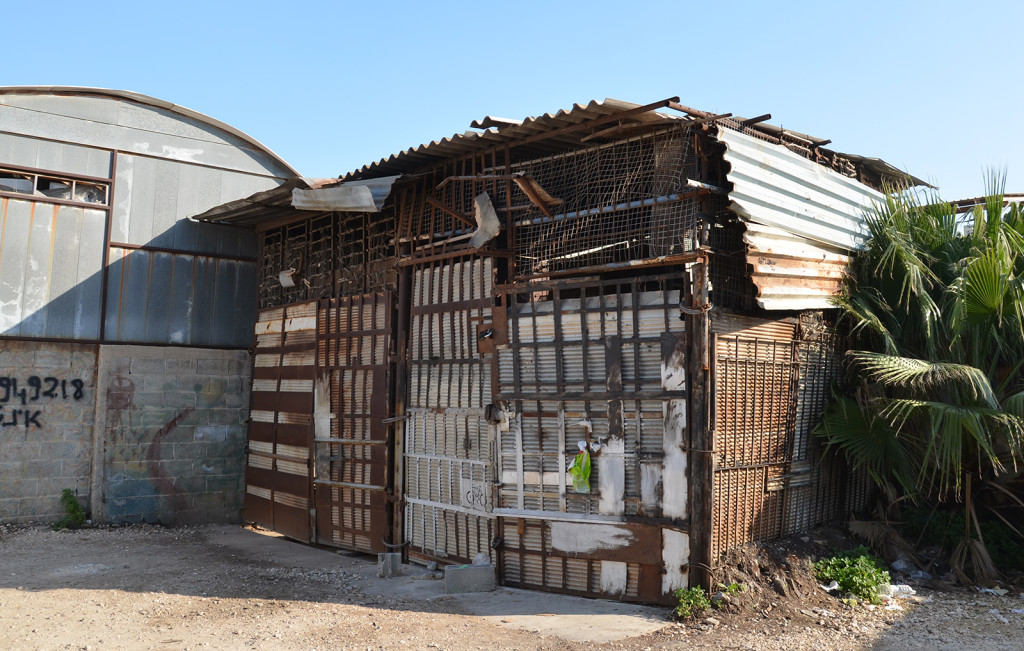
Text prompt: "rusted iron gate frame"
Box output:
[[402, 255, 497, 565]]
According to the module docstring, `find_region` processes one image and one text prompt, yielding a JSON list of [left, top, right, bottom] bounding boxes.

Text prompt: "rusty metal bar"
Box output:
[[687, 259, 713, 589]]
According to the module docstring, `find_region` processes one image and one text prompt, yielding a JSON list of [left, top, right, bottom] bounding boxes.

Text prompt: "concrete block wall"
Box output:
[[0, 340, 98, 523], [97, 345, 251, 524]]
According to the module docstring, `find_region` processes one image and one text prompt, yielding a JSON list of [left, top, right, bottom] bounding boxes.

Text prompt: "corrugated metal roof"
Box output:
[[191, 177, 335, 227], [720, 127, 883, 251], [342, 98, 682, 180]]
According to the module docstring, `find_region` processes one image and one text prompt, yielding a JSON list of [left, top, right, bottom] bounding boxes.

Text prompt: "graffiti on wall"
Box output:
[[0, 375, 86, 429]]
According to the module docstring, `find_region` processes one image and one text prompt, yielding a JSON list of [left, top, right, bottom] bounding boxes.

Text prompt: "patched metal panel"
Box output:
[[404, 257, 495, 564], [720, 127, 882, 252], [0, 197, 104, 339], [499, 518, 679, 602], [494, 276, 688, 601], [314, 293, 393, 553], [245, 302, 317, 542]]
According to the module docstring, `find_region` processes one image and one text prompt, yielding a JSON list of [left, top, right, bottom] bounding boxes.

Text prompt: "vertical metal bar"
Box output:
[[686, 258, 712, 589], [98, 151, 116, 342]]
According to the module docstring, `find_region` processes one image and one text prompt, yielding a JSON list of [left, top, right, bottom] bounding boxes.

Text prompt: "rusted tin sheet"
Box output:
[[743, 222, 851, 311], [244, 301, 317, 542], [499, 517, 683, 603]]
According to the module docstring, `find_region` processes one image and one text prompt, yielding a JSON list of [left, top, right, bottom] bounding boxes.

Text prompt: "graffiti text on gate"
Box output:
[[0, 376, 86, 429]]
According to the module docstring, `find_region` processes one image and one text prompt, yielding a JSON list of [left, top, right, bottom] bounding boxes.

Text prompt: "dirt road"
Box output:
[[1, 524, 1021, 650]]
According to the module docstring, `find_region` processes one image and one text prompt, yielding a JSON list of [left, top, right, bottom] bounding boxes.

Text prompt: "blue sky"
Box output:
[[5, 1, 1022, 201]]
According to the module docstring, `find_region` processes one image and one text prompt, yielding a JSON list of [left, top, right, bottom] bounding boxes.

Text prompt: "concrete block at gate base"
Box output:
[[377, 552, 402, 578], [444, 563, 495, 593]]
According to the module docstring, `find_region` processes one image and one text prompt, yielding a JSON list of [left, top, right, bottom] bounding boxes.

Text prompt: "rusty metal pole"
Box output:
[[686, 256, 713, 589]]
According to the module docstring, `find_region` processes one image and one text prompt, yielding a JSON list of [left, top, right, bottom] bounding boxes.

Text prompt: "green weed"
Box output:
[[814, 546, 890, 604], [51, 489, 86, 531]]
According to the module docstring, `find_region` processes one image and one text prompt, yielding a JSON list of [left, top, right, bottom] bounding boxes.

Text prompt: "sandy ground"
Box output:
[[1, 523, 1023, 650]]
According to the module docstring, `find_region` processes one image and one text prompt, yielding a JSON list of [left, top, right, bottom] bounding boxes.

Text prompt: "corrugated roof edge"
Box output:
[[0, 85, 298, 177], [339, 96, 922, 189]]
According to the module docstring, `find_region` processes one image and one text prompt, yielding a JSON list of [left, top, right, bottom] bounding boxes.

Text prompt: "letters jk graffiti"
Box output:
[[0, 375, 86, 429]]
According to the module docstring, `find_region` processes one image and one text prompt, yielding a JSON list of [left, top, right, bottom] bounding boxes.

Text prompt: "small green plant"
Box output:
[[814, 546, 890, 605], [717, 581, 745, 596], [51, 489, 86, 531], [673, 586, 711, 619]]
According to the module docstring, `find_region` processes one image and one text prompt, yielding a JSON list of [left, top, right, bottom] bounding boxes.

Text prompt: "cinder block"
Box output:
[[130, 358, 165, 375], [377, 552, 403, 578], [444, 563, 495, 594]]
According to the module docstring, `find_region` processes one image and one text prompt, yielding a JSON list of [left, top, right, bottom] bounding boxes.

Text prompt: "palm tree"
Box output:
[[816, 175, 1024, 582]]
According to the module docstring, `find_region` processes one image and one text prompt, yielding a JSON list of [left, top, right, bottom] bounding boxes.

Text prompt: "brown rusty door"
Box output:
[[245, 302, 318, 542], [313, 293, 393, 552]]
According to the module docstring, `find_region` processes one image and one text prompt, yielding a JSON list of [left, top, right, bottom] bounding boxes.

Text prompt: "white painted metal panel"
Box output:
[[720, 127, 882, 251]]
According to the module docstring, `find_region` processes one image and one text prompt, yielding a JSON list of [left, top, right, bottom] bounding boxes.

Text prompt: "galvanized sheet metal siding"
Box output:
[[112, 152, 261, 256], [0, 197, 105, 339], [0, 132, 112, 179], [0, 93, 292, 178], [720, 127, 881, 251]]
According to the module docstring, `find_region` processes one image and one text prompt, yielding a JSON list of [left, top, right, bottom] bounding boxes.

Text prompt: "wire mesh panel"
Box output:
[[259, 211, 395, 308], [494, 275, 688, 601], [245, 302, 317, 542], [314, 293, 393, 553], [404, 256, 495, 564], [511, 126, 702, 277]]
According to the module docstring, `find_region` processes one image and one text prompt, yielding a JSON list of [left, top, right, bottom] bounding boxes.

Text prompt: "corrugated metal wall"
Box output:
[[0, 198, 105, 338]]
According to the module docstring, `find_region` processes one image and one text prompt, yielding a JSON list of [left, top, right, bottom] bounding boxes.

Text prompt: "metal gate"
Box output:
[[314, 293, 394, 552], [494, 276, 689, 601], [403, 256, 496, 564], [245, 302, 318, 541]]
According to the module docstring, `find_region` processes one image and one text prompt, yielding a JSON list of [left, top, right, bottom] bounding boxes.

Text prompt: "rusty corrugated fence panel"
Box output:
[[314, 293, 393, 553], [245, 302, 317, 542]]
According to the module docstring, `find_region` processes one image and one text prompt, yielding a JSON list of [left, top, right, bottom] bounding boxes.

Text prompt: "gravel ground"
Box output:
[[1, 524, 1022, 650]]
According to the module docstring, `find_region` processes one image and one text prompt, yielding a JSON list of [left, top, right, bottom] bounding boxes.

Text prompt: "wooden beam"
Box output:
[[425, 196, 475, 227]]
